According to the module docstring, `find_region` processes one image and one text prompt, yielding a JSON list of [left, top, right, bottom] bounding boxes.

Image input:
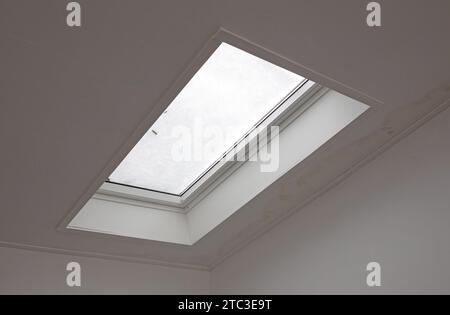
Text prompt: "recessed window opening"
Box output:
[[107, 43, 308, 196]]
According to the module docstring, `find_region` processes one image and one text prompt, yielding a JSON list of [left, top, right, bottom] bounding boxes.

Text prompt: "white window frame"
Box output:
[[98, 79, 326, 210], [59, 29, 373, 246]]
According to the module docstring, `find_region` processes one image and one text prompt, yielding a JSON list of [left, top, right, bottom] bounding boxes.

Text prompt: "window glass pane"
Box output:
[[109, 43, 304, 195]]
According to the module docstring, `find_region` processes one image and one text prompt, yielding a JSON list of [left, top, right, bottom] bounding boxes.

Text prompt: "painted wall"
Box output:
[[211, 106, 450, 294], [0, 246, 209, 294]]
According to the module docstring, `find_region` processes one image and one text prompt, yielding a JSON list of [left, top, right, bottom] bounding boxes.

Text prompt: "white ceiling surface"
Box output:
[[1, 0, 450, 269]]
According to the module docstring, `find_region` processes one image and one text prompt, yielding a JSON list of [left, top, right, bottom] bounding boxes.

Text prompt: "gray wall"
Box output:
[[211, 106, 450, 294], [0, 246, 209, 294]]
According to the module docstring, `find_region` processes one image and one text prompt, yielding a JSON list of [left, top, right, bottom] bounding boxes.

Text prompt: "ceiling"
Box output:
[[1, 0, 450, 269]]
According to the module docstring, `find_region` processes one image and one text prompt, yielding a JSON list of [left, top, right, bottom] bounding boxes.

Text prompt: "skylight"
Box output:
[[108, 43, 305, 195]]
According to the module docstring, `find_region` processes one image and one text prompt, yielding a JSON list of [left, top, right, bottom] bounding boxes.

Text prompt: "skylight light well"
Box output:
[[67, 30, 371, 246], [108, 43, 305, 195]]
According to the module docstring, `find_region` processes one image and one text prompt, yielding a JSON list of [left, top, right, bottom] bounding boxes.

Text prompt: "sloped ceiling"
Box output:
[[1, 0, 450, 269]]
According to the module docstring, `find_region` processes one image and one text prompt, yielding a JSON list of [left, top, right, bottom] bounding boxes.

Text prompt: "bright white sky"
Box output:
[[109, 43, 304, 195]]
